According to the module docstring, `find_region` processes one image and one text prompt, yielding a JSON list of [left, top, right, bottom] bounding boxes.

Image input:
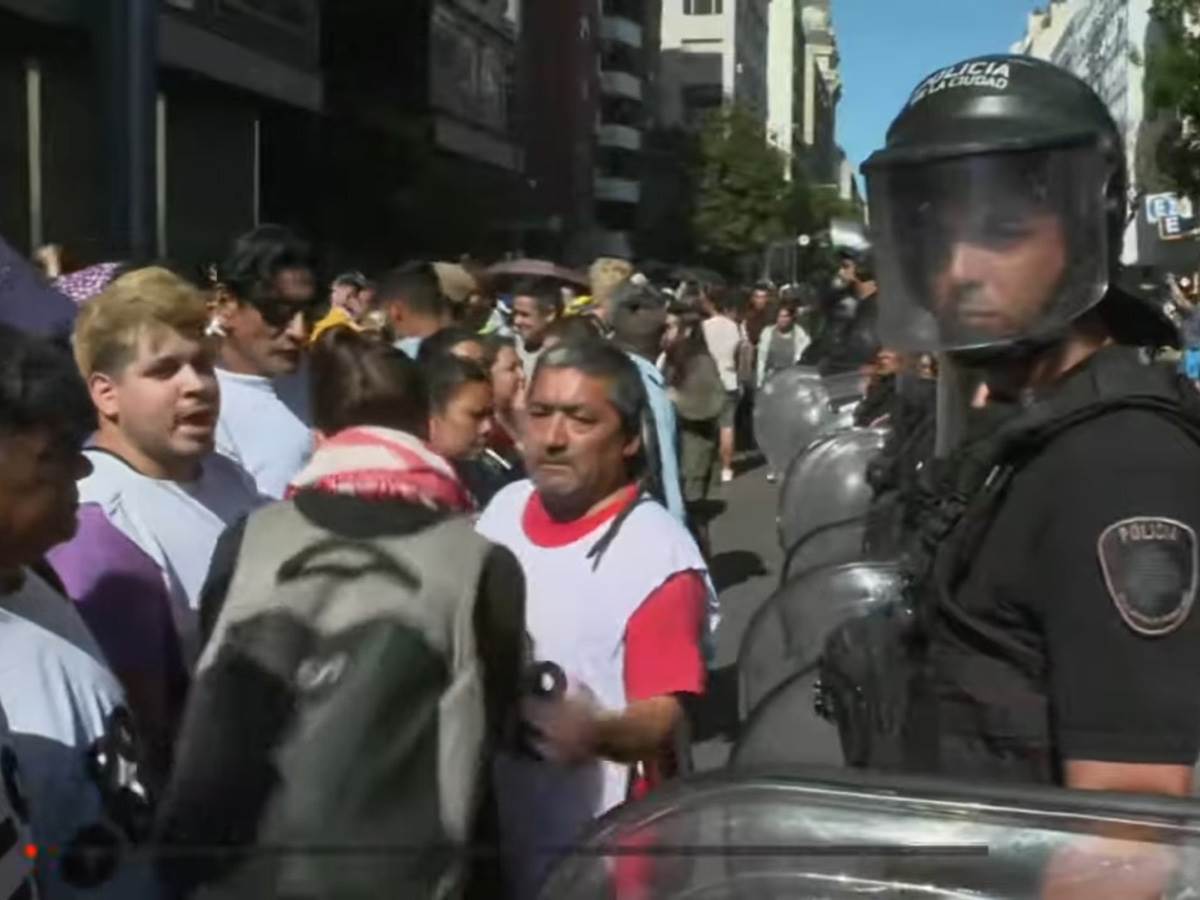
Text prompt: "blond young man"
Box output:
[[48, 268, 264, 776], [588, 257, 633, 329]]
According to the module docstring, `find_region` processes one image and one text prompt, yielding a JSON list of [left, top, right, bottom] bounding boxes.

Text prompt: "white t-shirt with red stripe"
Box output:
[[476, 481, 711, 899]]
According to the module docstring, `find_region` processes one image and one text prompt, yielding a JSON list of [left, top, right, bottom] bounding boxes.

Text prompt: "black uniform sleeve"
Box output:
[[1036, 410, 1200, 765]]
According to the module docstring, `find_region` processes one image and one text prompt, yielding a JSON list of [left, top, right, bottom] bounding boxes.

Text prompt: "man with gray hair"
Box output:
[[477, 339, 711, 899]]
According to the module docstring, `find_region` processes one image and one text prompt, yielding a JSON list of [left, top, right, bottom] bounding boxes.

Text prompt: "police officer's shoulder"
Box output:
[[1023, 406, 1200, 533], [1038, 405, 1200, 476], [1033, 407, 1200, 640]]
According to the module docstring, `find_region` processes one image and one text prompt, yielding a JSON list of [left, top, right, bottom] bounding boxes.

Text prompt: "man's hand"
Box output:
[[1041, 837, 1176, 900], [522, 694, 685, 766], [521, 693, 599, 766], [1064, 760, 1192, 797], [1039, 761, 1192, 899]]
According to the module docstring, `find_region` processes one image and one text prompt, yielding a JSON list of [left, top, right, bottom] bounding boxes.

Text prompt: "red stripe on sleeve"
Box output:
[[615, 570, 708, 897], [624, 570, 707, 703]]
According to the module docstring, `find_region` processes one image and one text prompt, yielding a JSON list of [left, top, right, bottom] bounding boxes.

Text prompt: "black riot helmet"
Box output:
[[864, 55, 1127, 353]]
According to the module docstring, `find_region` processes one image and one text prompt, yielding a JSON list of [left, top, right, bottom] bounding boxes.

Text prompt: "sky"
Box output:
[[832, 0, 1039, 176]]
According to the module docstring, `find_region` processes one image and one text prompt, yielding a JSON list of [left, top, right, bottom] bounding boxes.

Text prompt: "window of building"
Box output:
[[684, 0, 722, 15], [602, 96, 644, 128], [604, 0, 641, 19], [683, 83, 723, 128], [600, 41, 642, 76], [596, 146, 642, 179]]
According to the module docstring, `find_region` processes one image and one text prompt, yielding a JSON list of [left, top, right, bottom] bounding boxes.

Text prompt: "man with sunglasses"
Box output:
[[211, 225, 320, 497]]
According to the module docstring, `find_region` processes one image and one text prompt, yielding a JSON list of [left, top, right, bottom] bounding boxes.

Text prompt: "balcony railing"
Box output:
[[601, 15, 643, 48], [601, 95, 646, 129], [600, 71, 643, 101], [596, 123, 643, 151], [594, 174, 641, 204], [600, 40, 643, 78]]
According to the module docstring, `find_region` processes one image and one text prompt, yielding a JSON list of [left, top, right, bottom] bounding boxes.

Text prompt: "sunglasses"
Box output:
[[247, 295, 326, 330]]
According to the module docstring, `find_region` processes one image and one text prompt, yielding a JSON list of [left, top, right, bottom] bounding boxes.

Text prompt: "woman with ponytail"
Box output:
[[167, 324, 526, 899]]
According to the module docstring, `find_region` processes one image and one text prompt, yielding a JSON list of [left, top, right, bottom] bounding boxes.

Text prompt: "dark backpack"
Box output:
[[156, 503, 496, 900]]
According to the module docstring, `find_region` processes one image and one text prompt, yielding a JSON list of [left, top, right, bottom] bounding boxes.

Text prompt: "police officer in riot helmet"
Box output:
[[800, 252, 882, 375], [824, 54, 1200, 797], [821, 253, 881, 376]]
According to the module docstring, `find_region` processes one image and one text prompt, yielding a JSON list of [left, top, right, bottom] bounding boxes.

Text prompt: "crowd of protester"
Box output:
[[0, 221, 913, 899]]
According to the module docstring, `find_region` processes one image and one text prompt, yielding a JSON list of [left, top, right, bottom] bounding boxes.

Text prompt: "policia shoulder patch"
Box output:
[[1098, 517, 1198, 637]]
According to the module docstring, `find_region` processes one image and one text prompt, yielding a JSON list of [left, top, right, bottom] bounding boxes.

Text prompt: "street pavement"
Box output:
[[693, 456, 784, 771]]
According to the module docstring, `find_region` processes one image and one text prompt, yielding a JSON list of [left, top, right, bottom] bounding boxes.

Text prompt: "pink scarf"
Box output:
[[286, 426, 474, 513]]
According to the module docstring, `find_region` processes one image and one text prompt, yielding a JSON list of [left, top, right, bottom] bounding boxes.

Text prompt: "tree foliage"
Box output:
[[685, 104, 864, 277], [1147, 0, 1200, 196], [808, 184, 863, 232], [691, 105, 792, 270]]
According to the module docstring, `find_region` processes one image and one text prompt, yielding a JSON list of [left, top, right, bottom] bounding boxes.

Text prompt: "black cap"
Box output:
[[333, 270, 370, 290], [864, 55, 1122, 169]]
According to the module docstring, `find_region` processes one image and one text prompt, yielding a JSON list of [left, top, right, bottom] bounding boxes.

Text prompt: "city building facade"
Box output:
[[316, 0, 527, 267], [1012, 0, 1194, 268], [594, 0, 663, 259], [1010, 0, 1076, 58], [766, 0, 844, 187], [518, 0, 598, 263], [0, 0, 322, 267], [766, 0, 801, 167], [0, 0, 534, 271], [518, 0, 662, 263], [797, 0, 840, 186], [659, 0, 771, 128], [836, 148, 863, 208]]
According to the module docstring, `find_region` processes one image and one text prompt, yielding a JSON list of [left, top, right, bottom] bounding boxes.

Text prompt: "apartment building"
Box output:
[[660, 0, 771, 128]]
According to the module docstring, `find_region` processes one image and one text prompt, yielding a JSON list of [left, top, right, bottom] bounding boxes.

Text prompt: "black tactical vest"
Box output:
[[820, 346, 1200, 781]]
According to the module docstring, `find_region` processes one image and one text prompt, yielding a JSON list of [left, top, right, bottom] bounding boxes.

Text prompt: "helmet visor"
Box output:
[[868, 145, 1111, 352]]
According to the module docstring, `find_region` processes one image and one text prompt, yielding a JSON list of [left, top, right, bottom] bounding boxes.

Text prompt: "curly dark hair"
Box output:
[[218, 224, 316, 305], [0, 324, 95, 447]]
